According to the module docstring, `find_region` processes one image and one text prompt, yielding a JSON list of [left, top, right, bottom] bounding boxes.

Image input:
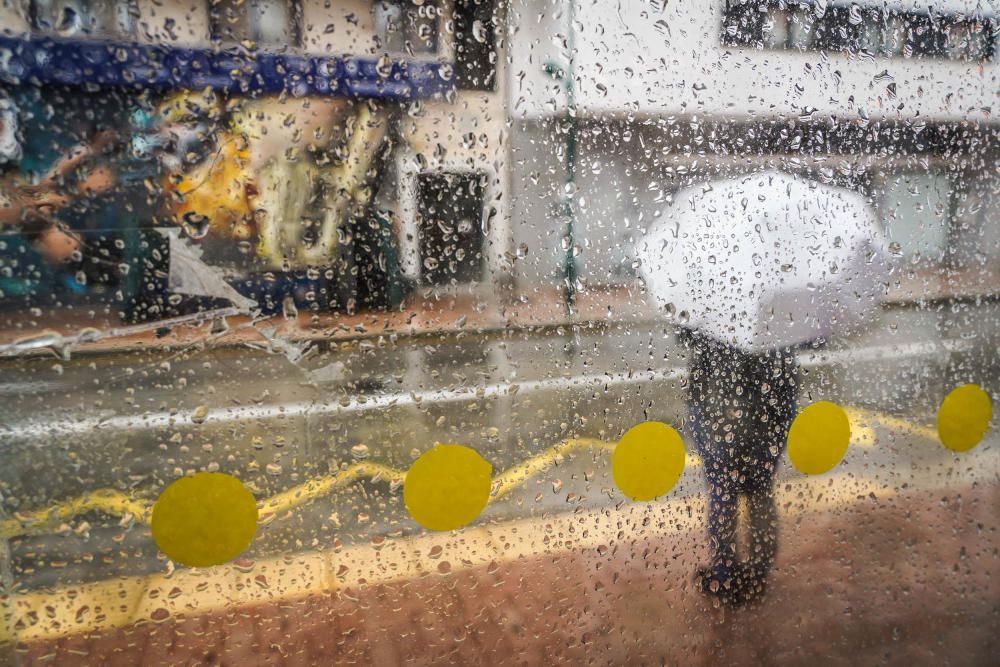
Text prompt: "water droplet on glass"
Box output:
[[376, 53, 393, 78], [472, 19, 488, 43], [191, 405, 209, 424]]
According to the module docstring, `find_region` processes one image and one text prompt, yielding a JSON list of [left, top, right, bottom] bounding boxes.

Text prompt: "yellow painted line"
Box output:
[[0, 440, 616, 540], [258, 461, 403, 520], [0, 490, 153, 540], [0, 407, 937, 541], [0, 436, 703, 542], [846, 407, 939, 445], [850, 421, 878, 448], [4, 449, 992, 646], [492, 437, 611, 499], [0, 408, 979, 645]]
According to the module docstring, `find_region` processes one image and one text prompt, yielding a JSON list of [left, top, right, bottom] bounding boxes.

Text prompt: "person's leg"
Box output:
[[705, 459, 739, 582], [745, 484, 778, 583], [686, 333, 741, 590], [741, 347, 798, 594]]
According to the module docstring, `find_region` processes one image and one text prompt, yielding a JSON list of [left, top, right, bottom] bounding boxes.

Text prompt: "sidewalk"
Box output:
[[0, 284, 653, 356], [10, 481, 998, 665], [2, 263, 997, 358]]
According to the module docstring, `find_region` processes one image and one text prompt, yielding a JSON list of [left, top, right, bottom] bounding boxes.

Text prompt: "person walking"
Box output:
[[638, 170, 889, 604], [683, 329, 797, 603]]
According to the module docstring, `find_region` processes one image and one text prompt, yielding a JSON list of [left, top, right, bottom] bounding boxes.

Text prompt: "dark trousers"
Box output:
[[683, 331, 798, 582]]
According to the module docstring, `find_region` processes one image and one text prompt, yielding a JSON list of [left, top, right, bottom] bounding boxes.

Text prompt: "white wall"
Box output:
[[509, 0, 999, 124], [0, 1, 29, 37], [301, 0, 379, 56], [395, 0, 512, 290]]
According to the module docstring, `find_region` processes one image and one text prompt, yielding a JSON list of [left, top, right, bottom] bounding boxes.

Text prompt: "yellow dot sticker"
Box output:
[[612, 421, 686, 501], [937, 383, 992, 452], [151, 472, 258, 568], [404, 444, 492, 531], [787, 401, 850, 475]]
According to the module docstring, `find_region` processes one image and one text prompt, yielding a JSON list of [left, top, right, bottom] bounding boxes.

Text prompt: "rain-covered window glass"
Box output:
[[880, 171, 954, 263], [209, 0, 300, 48], [723, 1, 995, 60], [417, 171, 487, 284], [374, 0, 440, 56], [0, 0, 998, 664], [29, 0, 136, 38], [453, 0, 498, 90]]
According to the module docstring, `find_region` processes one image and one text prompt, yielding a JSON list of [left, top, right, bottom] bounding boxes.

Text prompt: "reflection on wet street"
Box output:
[[2, 299, 997, 662]]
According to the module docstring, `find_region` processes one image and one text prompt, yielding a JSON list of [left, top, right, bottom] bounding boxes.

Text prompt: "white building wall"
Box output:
[[509, 0, 999, 124], [0, 1, 29, 36], [378, 1, 513, 292], [505, 0, 1000, 291], [301, 0, 380, 55]]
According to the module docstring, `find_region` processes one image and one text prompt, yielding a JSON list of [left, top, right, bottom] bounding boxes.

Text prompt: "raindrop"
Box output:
[[191, 405, 209, 424], [376, 53, 393, 78], [181, 213, 210, 240], [472, 19, 488, 43]]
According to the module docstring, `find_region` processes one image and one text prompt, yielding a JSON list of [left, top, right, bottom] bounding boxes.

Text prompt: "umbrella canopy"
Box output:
[[637, 170, 889, 352]]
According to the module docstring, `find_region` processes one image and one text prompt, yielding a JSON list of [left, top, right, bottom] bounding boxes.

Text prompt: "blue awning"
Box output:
[[0, 35, 454, 100]]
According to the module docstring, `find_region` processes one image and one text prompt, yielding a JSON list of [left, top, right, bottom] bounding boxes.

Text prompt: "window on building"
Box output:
[[880, 171, 954, 263], [374, 0, 439, 56], [812, 5, 862, 53], [29, 0, 136, 38], [721, 0, 767, 48], [722, 1, 995, 61], [209, 0, 300, 48], [453, 0, 498, 91], [2, 2, 999, 664], [417, 171, 486, 285]]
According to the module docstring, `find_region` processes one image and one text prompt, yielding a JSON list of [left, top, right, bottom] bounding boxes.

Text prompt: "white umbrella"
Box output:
[[637, 170, 889, 352]]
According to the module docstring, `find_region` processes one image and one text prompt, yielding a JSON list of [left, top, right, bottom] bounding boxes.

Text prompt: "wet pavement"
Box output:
[[0, 296, 998, 663], [6, 462, 998, 665]]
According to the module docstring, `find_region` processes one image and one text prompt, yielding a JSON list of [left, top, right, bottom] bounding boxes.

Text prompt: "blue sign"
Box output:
[[0, 35, 454, 100]]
